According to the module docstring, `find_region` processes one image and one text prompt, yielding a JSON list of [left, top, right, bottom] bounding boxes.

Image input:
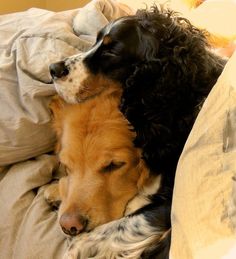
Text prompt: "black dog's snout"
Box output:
[[49, 61, 69, 79]]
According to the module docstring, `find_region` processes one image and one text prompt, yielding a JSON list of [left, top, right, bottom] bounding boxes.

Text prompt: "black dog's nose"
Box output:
[[49, 61, 69, 79]]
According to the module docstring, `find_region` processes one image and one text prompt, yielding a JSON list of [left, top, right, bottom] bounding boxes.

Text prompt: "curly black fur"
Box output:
[[83, 5, 226, 257], [85, 5, 225, 186]]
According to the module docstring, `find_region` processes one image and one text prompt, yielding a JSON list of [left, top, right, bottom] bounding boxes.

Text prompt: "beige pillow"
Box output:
[[171, 52, 236, 259]]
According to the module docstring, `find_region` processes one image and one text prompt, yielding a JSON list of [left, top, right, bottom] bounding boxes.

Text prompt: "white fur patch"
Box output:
[[53, 53, 88, 104], [124, 175, 162, 215]]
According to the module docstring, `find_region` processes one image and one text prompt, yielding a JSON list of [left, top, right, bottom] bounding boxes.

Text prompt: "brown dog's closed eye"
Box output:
[[100, 161, 126, 173]]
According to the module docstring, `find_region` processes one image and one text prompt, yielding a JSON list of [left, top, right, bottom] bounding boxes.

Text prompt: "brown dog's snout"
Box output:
[[49, 61, 69, 79], [59, 211, 88, 236]]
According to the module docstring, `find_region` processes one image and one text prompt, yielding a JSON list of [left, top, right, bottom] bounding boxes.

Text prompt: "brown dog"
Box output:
[[45, 83, 160, 237]]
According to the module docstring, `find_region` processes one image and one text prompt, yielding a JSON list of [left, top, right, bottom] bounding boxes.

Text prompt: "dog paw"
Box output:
[[44, 181, 61, 209]]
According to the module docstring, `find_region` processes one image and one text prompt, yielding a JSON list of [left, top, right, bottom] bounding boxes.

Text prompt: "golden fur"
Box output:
[[48, 83, 151, 233]]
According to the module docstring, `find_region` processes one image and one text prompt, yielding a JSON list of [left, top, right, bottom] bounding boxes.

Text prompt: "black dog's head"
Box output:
[[50, 6, 217, 104], [50, 5, 225, 180]]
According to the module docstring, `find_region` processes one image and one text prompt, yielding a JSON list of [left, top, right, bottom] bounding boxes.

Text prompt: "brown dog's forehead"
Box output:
[[60, 119, 136, 167], [55, 97, 136, 168]]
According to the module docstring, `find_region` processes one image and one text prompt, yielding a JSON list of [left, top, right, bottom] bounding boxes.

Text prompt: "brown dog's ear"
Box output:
[[50, 95, 66, 118], [50, 95, 66, 153]]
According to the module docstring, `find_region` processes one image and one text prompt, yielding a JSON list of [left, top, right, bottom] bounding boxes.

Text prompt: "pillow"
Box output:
[[171, 51, 236, 259]]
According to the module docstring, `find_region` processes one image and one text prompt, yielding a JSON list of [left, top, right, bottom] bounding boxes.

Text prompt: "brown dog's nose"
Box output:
[[49, 61, 69, 79], [59, 212, 88, 236]]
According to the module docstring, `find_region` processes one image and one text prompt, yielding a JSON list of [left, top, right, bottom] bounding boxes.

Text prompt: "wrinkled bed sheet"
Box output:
[[0, 1, 132, 258]]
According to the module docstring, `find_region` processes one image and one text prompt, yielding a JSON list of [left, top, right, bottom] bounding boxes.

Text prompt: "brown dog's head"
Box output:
[[50, 84, 151, 236]]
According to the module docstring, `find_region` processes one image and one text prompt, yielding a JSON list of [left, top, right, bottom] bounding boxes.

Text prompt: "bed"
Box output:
[[0, 0, 236, 258]]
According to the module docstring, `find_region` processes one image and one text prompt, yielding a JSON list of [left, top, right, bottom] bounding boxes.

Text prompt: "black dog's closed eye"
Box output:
[[102, 51, 118, 58], [100, 161, 126, 173]]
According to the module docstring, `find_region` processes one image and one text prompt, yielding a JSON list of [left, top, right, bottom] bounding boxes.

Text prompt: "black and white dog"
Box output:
[[49, 6, 226, 259]]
